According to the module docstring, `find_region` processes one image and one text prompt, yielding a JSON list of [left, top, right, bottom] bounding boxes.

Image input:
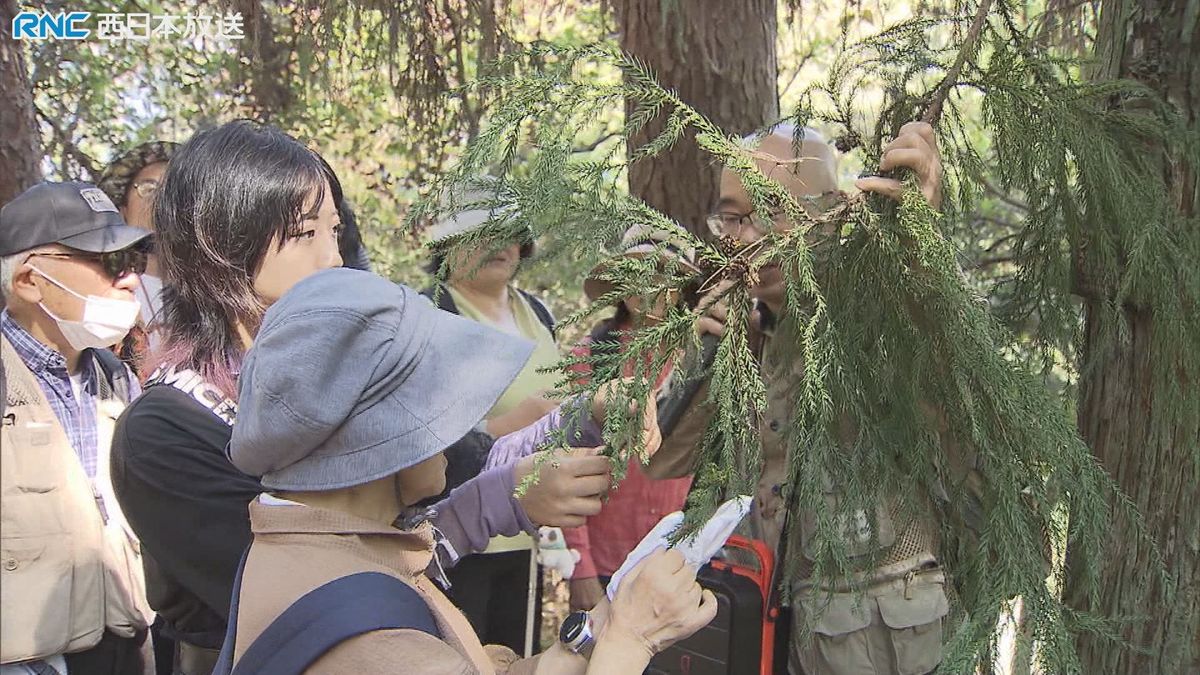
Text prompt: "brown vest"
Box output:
[[1, 336, 151, 663]]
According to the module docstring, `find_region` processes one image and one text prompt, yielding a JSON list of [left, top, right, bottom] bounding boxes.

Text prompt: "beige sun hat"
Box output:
[[425, 182, 536, 263], [427, 186, 512, 244], [583, 223, 701, 301]]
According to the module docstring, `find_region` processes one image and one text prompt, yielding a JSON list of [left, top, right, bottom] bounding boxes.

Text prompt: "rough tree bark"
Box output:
[[0, 0, 43, 203], [1067, 1, 1199, 672], [232, 0, 295, 121], [615, 0, 780, 236]]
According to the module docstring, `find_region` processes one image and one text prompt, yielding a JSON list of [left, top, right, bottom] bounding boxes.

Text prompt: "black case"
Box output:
[[646, 561, 768, 675]]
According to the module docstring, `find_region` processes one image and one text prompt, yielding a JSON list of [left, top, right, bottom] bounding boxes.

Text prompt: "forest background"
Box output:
[[0, 1, 1195, 673]]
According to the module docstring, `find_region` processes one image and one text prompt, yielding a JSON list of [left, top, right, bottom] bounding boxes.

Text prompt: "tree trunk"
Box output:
[[1068, 1, 1199, 672], [232, 0, 295, 121], [616, 0, 779, 236], [0, 0, 43, 203]]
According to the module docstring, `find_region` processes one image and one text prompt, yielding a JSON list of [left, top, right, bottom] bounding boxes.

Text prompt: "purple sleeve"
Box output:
[[483, 398, 604, 471], [430, 464, 535, 564]]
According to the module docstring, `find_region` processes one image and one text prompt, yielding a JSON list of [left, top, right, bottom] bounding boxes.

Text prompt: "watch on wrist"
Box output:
[[559, 610, 595, 657]]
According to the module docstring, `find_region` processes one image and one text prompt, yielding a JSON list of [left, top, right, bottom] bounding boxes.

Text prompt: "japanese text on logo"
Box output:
[[10, 11, 245, 42]]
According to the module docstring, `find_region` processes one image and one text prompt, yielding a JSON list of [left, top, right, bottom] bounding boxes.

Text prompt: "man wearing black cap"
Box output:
[[1, 182, 155, 675]]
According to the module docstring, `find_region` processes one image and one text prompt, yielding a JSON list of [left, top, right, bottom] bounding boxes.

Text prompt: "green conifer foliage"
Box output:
[[411, 2, 1196, 670]]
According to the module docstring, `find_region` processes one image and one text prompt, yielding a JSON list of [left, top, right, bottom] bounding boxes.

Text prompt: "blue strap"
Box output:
[[211, 549, 248, 675], [213, 547, 441, 675]]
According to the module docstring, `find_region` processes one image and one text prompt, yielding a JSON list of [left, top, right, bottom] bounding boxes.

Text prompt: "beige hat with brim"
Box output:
[[427, 189, 512, 244], [426, 183, 537, 264], [584, 223, 700, 301]]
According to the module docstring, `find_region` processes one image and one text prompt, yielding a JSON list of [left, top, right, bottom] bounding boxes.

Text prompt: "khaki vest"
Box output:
[[1, 336, 152, 663], [752, 328, 939, 577]]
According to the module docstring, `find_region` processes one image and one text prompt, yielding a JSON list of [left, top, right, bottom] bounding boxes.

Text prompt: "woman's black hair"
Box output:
[[336, 201, 371, 271], [150, 119, 337, 395]]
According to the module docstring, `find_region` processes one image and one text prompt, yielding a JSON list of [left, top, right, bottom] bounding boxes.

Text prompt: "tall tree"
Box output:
[[0, 0, 43, 203], [233, 0, 296, 121], [1066, 0, 1199, 672], [615, 0, 779, 235]]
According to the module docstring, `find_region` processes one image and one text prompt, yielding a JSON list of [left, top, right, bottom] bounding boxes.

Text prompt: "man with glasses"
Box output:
[[653, 123, 955, 675], [1, 182, 154, 675], [98, 141, 175, 237]]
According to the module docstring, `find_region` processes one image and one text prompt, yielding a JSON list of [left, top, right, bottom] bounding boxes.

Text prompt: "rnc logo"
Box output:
[[10, 11, 92, 40]]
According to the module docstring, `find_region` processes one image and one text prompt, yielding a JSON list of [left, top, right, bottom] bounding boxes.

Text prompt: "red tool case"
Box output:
[[647, 535, 781, 675]]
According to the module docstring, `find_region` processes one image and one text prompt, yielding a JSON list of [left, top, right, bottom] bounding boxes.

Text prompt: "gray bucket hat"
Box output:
[[229, 267, 534, 491]]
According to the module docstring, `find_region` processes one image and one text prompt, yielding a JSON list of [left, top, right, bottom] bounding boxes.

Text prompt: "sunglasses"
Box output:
[[31, 248, 149, 279]]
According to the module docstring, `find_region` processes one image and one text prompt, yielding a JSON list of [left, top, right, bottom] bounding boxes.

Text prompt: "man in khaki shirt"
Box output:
[[652, 122, 959, 675], [1, 182, 154, 675]]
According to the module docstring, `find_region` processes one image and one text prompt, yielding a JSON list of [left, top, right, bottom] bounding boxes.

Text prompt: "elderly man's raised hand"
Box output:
[[855, 121, 943, 210]]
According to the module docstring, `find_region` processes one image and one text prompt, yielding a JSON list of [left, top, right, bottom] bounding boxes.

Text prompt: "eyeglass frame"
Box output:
[[705, 191, 842, 239], [704, 209, 782, 239], [131, 179, 160, 200]]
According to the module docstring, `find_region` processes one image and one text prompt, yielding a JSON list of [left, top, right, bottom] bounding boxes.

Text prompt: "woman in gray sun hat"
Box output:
[[226, 268, 717, 674]]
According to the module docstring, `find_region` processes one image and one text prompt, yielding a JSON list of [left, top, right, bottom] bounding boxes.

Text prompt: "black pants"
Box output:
[[151, 616, 176, 675], [446, 549, 543, 655], [64, 628, 148, 675]]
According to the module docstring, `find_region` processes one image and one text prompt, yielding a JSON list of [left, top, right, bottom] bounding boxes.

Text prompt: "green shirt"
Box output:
[[447, 286, 561, 419], [447, 285, 560, 555]]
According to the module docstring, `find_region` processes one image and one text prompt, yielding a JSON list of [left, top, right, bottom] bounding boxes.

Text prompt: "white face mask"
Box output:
[[30, 266, 141, 351]]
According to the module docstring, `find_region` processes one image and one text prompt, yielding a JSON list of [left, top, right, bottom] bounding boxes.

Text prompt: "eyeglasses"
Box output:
[[705, 210, 778, 239], [706, 193, 843, 239], [131, 180, 159, 199], [30, 248, 149, 279]]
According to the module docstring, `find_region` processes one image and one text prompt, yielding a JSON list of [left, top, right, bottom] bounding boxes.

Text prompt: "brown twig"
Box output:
[[573, 132, 621, 154], [922, 0, 996, 126], [979, 175, 1031, 211]]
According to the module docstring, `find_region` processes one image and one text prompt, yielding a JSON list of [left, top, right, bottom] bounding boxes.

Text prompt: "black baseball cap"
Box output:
[[0, 181, 151, 256]]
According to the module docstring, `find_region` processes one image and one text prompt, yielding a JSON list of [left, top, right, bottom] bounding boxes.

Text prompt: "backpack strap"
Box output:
[[214, 547, 442, 675], [212, 549, 249, 675], [421, 283, 460, 316], [518, 289, 556, 339], [89, 348, 132, 403]]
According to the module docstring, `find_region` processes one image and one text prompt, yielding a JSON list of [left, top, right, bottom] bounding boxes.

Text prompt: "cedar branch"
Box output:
[[922, 0, 995, 125]]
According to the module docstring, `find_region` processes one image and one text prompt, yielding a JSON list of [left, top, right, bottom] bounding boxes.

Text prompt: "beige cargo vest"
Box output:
[[1, 336, 152, 663], [751, 323, 950, 675]]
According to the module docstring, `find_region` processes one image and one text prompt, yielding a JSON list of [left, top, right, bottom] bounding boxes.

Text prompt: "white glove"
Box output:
[[606, 495, 752, 600]]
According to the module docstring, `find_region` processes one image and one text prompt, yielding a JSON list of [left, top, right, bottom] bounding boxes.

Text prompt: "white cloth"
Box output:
[[135, 275, 164, 352], [67, 371, 84, 408], [607, 495, 752, 600]]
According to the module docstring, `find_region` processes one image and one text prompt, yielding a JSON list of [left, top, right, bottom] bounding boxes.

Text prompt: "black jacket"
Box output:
[[110, 384, 258, 648]]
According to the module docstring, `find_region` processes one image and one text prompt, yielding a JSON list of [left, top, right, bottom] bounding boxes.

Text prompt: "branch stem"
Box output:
[[922, 0, 995, 125]]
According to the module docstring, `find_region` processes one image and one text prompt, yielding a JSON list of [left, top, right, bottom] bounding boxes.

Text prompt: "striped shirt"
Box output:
[[2, 309, 101, 476]]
